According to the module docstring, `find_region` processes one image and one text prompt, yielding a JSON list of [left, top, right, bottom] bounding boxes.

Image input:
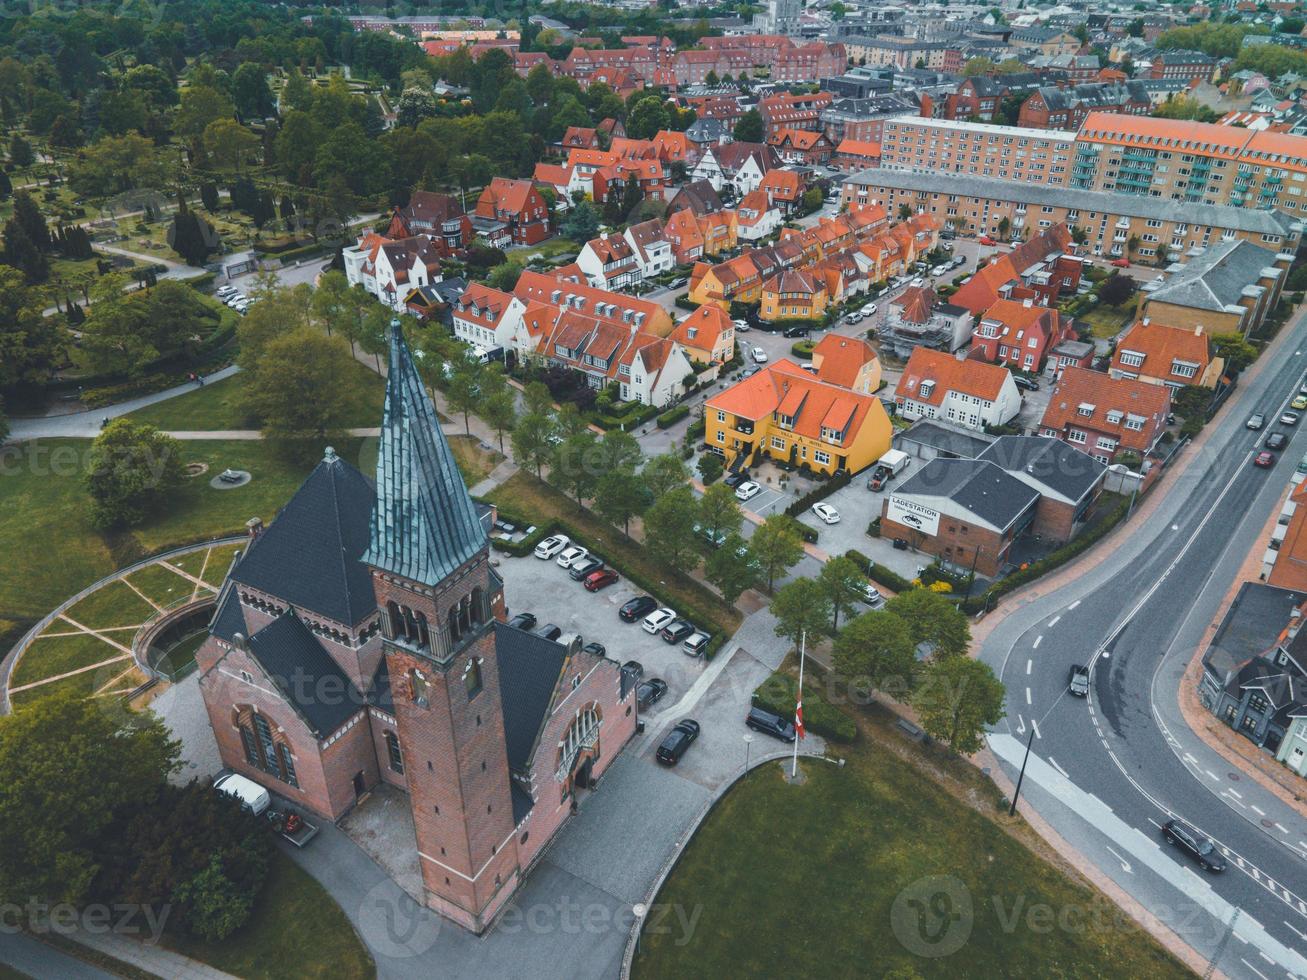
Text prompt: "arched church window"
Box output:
[[464, 657, 483, 699]]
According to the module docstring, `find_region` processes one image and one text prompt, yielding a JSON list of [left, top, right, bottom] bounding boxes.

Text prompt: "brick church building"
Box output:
[[195, 323, 637, 932]]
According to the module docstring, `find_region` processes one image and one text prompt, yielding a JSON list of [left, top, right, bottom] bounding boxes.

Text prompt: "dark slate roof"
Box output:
[[493, 621, 566, 772], [246, 611, 364, 738], [895, 458, 1040, 532], [366, 659, 394, 714], [209, 584, 247, 643], [511, 782, 535, 824], [1203, 582, 1305, 683], [898, 419, 994, 459], [433, 277, 469, 306], [363, 321, 487, 587], [979, 435, 1106, 504], [1144, 239, 1280, 313], [231, 452, 378, 626]]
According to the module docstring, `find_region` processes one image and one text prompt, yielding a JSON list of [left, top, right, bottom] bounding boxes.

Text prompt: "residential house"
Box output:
[[576, 233, 642, 291], [671, 305, 736, 364], [389, 191, 471, 255], [1039, 366, 1171, 464], [473, 178, 551, 246], [1138, 240, 1291, 339], [624, 219, 675, 278], [970, 298, 1075, 374], [810, 334, 881, 395], [691, 142, 781, 195], [834, 139, 882, 171], [894, 348, 1022, 431], [1109, 319, 1225, 389], [768, 128, 835, 166], [666, 179, 724, 217], [664, 208, 708, 266], [759, 169, 805, 215], [978, 435, 1107, 541], [512, 269, 674, 339], [760, 269, 828, 323], [618, 336, 696, 407], [880, 286, 973, 359], [452, 283, 524, 350], [735, 189, 783, 242], [950, 225, 1082, 315], [343, 233, 443, 312], [1018, 82, 1151, 131]]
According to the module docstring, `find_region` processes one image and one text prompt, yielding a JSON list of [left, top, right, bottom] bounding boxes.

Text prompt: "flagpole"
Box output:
[[792, 630, 805, 779]]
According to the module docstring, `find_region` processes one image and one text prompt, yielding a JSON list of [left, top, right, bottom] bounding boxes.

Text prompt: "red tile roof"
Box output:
[[895, 348, 1012, 406], [1039, 366, 1171, 453]]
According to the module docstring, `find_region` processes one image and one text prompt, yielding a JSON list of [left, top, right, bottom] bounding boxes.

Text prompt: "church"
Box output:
[[195, 322, 638, 932]]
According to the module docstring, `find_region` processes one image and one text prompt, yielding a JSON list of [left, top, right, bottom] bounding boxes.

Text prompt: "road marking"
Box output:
[[1183, 752, 1198, 765], [1025, 687, 1032, 705], [1223, 793, 1247, 810], [1068, 600, 1080, 610], [1240, 958, 1269, 980], [1105, 845, 1133, 873], [1285, 920, 1307, 943], [1274, 822, 1288, 834], [1049, 757, 1069, 778], [1147, 817, 1165, 830], [1031, 718, 1041, 740], [1206, 769, 1219, 781], [1259, 951, 1276, 966], [1228, 788, 1243, 799], [1048, 616, 1060, 627], [1251, 805, 1266, 816], [1033, 634, 1043, 649], [1026, 659, 1032, 675]]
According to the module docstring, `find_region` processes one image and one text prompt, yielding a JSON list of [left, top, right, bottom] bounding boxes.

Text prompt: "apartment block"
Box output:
[[878, 117, 1074, 187]]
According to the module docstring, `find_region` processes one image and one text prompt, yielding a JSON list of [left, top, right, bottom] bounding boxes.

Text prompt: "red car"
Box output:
[[584, 568, 619, 591], [1254, 451, 1276, 468], [1111, 258, 1130, 268], [978, 235, 997, 246]]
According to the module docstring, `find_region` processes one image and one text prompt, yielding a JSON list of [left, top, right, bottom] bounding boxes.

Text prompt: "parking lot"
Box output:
[[791, 475, 930, 582]]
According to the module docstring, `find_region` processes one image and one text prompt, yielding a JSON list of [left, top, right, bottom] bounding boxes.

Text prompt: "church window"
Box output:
[[464, 658, 483, 699], [239, 724, 259, 767], [448, 606, 462, 643], [278, 743, 299, 788], [471, 587, 485, 625], [410, 669, 431, 707], [384, 731, 404, 774]]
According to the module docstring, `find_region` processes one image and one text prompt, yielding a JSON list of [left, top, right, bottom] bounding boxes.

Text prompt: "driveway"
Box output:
[[791, 477, 926, 581]]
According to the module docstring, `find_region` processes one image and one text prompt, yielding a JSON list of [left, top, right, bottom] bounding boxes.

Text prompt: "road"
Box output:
[[981, 311, 1307, 979]]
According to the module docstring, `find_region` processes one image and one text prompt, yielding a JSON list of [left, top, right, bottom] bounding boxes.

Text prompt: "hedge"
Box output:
[[752, 671, 856, 743], [656, 404, 690, 428], [675, 295, 699, 312], [186, 271, 217, 291], [845, 549, 914, 594], [784, 470, 852, 517], [593, 403, 660, 431], [790, 341, 815, 360], [277, 242, 329, 265]]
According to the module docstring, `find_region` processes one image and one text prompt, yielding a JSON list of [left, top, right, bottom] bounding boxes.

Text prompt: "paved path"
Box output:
[[0, 932, 115, 979]]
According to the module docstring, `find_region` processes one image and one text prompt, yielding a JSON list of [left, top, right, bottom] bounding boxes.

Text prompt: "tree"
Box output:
[[832, 611, 917, 695], [1126, 234, 1141, 260], [596, 468, 652, 534], [771, 578, 833, 650], [748, 514, 805, 592], [0, 265, 63, 389], [168, 203, 216, 267], [884, 588, 971, 658], [487, 260, 524, 292], [594, 430, 642, 475], [733, 108, 763, 143], [2, 220, 48, 283], [1097, 273, 1136, 307], [642, 452, 689, 499], [0, 689, 179, 909], [1211, 332, 1259, 371], [481, 372, 517, 452], [231, 63, 275, 120], [512, 412, 557, 477], [174, 854, 257, 941], [996, 216, 1011, 240], [561, 200, 600, 242], [85, 419, 186, 529], [203, 118, 260, 172], [626, 95, 671, 139], [176, 84, 235, 143], [697, 452, 724, 484], [523, 380, 554, 416], [705, 534, 761, 605], [10, 191, 49, 252], [243, 328, 364, 449], [644, 487, 701, 571], [552, 430, 601, 506], [697, 483, 743, 545], [819, 556, 867, 632], [8, 133, 33, 168], [897, 203, 913, 221], [913, 656, 1005, 755], [446, 357, 485, 434]]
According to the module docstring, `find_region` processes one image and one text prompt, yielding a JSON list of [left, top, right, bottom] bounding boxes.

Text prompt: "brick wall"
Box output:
[[880, 508, 1010, 577]]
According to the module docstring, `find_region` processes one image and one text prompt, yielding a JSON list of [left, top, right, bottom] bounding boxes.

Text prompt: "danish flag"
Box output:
[[795, 684, 806, 740]]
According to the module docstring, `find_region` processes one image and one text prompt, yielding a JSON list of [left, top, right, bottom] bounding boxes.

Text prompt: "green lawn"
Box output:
[[448, 434, 503, 486], [62, 579, 157, 630], [1077, 304, 1134, 339], [125, 562, 200, 607], [163, 851, 374, 979], [10, 633, 126, 690], [634, 751, 1189, 980]]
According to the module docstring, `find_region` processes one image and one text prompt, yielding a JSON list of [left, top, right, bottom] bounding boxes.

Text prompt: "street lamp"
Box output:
[[743, 733, 754, 776], [632, 903, 647, 956]]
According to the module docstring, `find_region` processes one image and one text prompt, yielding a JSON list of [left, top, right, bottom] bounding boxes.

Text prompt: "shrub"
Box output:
[[867, 516, 881, 538], [276, 242, 328, 265], [845, 549, 914, 594], [785, 470, 852, 517], [752, 671, 856, 743], [790, 340, 816, 359], [656, 404, 690, 428], [675, 295, 699, 312]]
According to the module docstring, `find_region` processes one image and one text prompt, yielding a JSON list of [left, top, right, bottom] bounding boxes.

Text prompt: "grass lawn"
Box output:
[[488, 472, 741, 638], [125, 562, 201, 608], [10, 633, 127, 690], [1077, 304, 1133, 339], [62, 579, 157, 630], [163, 851, 374, 980], [9, 671, 106, 708], [200, 542, 245, 586], [447, 434, 504, 486], [634, 749, 1189, 980]]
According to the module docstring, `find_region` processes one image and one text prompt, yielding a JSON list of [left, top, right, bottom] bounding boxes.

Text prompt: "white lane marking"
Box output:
[[1068, 600, 1080, 610], [1259, 951, 1276, 966], [1026, 659, 1032, 675], [1025, 687, 1032, 705], [1147, 817, 1165, 830], [1184, 752, 1199, 765], [1031, 718, 1041, 740], [1049, 757, 1069, 778], [1206, 769, 1219, 781], [1104, 845, 1132, 873], [1251, 805, 1266, 817], [1033, 634, 1043, 649], [1274, 822, 1288, 834], [1228, 788, 1244, 799], [1239, 958, 1269, 980], [1288, 920, 1307, 943], [1048, 616, 1060, 627]]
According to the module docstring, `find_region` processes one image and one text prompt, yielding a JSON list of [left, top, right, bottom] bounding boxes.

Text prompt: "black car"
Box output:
[[582, 641, 606, 658], [568, 557, 604, 581], [620, 595, 659, 622], [508, 612, 537, 631], [656, 720, 701, 765], [1162, 819, 1226, 872], [723, 470, 751, 488], [746, 705, 796, 742], [1267, 431, 1290, 451], [1013, 376, 1040, 392], [637, 677, 668, 709], [622, 660, 643, 679], [782, 324, 810, 338], [660, 619, 695, 644], [536, 623, 563, 641]]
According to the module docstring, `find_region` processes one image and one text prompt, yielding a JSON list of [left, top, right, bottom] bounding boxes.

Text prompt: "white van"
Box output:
[[214, 772, 271, 815]]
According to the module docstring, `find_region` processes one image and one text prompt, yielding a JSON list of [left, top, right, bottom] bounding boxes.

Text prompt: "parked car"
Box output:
[[735, 481, 762, 501], [1297, 451, 1307, 475], [978, 236, 997, 246], [582, 641, 606, 658], [1247, 413, 1266, 430], [1110, 257, 1130, 268], [536, 623, 563, 641], [752, 346, 768, 363], [845, 312, 864, 324], [655, 720, 701, 765], [1069, 665, 1090, 697], [214, 772, 271, 815], [1293, 395, 1307, 411], [1282, 411, 1301, 426], [867, 465, 892, 492], [508, 612, 537, 631], [555, 545, 590, 568], [660, 619, 695, 644], [859, 302, 877, 316], [637, 677, 668, 709], [782, 324, 810, 338], [724, 469, 751, 488], [669, 277, 687, 288], [641, 607, 677, 634], [620, 595, 658, 622], [622, 660, 643, 679], [1161, 819, 1226, 872], [568, 556, 603, 580], [1013, 376, 1040, 392], [1254, 451, 1276, 468], [682, 631, 711, 657], [909, 277, 924, 288], [694, 522, 728, 547], [733, 318, 751, 333], [857, 582, 885, 609], [811, 502, 840, 524], [216, 285, 236, 298], [584, 568, 619, 591], [534, 534, 570, 559], [746, 705, 796, 742], [1266, 432, 1289, 451]]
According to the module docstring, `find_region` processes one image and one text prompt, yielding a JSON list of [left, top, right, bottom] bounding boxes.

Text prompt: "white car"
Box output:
[[858, 582, 885, 608], [910, 277, 924, 288], [534, 534, 570, 559], [555, 544, 590, 568], [735, 480, 762, 501], [811, 502, 841, 524], [752, 346, 768, 363], [859, 303, 877, 316], [733, 318, 751, 333], [641, 607, 677, 634], [216, 285, 236, 297]]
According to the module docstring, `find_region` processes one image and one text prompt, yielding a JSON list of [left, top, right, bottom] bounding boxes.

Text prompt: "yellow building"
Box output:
[[810, 334, 882, 395], [704, 359, 892, 475], [760, 269, 829, 322]]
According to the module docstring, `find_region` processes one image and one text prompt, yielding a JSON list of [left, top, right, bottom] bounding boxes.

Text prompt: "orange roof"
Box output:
[[671, 304, 731, 353], [770, 128, 827, 150], [475, 177, 540, 217], [980, 298, 1058, 335], [811, 335, 877, 389], [653, 130, 691, 162], [1268, 481, 1307, 591], [708, 359, 878, 445], [1110, 320, 1211, 382], [567, 148, 619, 169], [1078, 111, 1252, 160], [533, 163, 572, 186], [513, 269, 665, 327], [760, 168, 802, 200], [895, 348, 1012, 406], [1039, 366, 1171, 453], [836, 139, 882, 159], [894, 286, 938, 324], [951, 225, 1073, 314]]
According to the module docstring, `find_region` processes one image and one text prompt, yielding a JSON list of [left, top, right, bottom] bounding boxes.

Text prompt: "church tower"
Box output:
[[362, 321, 521, 932]]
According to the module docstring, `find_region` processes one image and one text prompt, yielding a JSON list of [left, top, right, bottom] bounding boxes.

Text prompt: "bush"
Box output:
[[752, 671, 856, 743], [186, 272, 217, 291], [867, 516, 881, 538], [790, 340, 816, 359], [656, 404, 690, 428], [276, 242, 328, 265], [785, 470, 852, 517], [675, 295, 699, 312], [845, 549, 914, 594]]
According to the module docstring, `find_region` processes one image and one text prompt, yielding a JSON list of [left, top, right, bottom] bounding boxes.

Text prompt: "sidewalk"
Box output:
[[66, 928, 237, 980]]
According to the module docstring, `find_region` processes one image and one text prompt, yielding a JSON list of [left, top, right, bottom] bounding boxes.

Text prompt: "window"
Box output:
[[1124, 414, 1146, 432], [1077, 403, 1095, 417], [771, 436, 786, 450], [814, 449, 831, 465], [464, 657, 483, 699], [1066, 429, 1086, 444], [278, 743, 299, 787], [383, 730, 405, 774]]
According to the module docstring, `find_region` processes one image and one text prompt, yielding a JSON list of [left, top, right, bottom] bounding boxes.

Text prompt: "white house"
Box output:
[[451, 283, 524, 350], [893, 347, 1022, 431], [624, 219, 675, 278], [734, 189, 783, 242], [342, 232, 443, 313], [576, 233, 643, 291], [618, 337, 695, 407]]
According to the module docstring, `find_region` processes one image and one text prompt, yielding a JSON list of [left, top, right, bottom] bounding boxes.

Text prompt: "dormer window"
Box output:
[[1077, 403, 1095, 417], [918, 380, 935, 399]]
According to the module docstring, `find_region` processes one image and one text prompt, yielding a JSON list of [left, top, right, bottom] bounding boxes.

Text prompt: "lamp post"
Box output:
[[1008, 725, 1036, 818], [743, 733, 754, 776]]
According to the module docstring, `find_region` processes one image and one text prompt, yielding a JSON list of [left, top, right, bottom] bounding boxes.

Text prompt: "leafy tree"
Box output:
[[282, 69, 314, 113], [884, 588, 971, 658], [512, 412, 557, 477], [174, 854, 257, 942], [1211, 331, 1259, 371], [962, 57, 996, 77], [819, 556, 867, 632], [176, 84, 235, 143], [231, 63, 275, 120], [771, 578, 832, 650], [642, 452, 689, 499], [748, 514, 805, 592], [552, 430, 602, 506], [832, 611, 917, 694], [243, 327, 364, 448], [203, 119, 260, 172], [481, 371, 517, 452], [595, 430, 642, 475], [487, 260, 524, 292], [199, 182, 220, 212], [2, 220, 48, 283], [523, 380, 554, 416], [0, 690, 179, 909], [1097, 273, 1136, 307], [897, 203, 913, 221], [1152, 95, 1219, 123], [561, 199, 600, 242], [0, 265, 64, 388], [596, 468, 652, 534], [8, 133, 33, 168], [10, 191, 49, 252], [67, 134, 167, 196], [85, 420, 187, 529], [697, 483, 743, 544], [705, 533, 761, 605], [626, 94, 671, 139], [644, 486, 702, 571], [913, 656, 1005, 755], [733, 108, 763, 143], [445, 357, 484, 434], [697, 452, 724, 484]]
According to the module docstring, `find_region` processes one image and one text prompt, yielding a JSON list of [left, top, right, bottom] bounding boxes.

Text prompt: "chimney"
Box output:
[[1194, 323, 1202, 335], [1023, 297, 1033, 308], [1142, 316, 1150, 326], [246, 517, 263, 540]]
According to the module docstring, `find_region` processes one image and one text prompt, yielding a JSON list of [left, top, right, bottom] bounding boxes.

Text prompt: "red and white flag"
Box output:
[[795, 686, 806, 740]]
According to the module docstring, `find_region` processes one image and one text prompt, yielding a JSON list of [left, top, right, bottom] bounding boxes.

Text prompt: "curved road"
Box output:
[[982, 317, 1307, 979]]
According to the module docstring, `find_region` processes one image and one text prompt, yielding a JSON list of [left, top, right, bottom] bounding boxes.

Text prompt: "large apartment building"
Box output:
[[878, 117, 1074, 187]]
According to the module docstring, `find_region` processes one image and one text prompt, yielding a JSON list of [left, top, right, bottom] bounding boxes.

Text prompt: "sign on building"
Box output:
[[886, 496, 941, 536]]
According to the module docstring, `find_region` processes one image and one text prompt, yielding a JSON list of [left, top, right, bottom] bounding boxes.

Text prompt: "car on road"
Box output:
[[733, 318, 751, 333], [534, 534, 570, 559], [1012, 376, 1040, 392], [811, 502, 840, 524], [978, 236, 997, 246], [1161, 819, 1226, 872], [1110, 258, 1130, 268], [735, 481, 762, 501], [655, 720, 701, 765], [584, 568, 619, 591], [682, 631, 711, 657], [536, 623, 563, 641], [1069, 665, 1090, 697], [723, 469, 751, 488], [637, 677, 668, 709], [1266, 432, 1289, 451], [581, 641, 606, 658], [555, 545, 590, 568], [909, 277, 924, 288], [782, 324, 810, 338], [508, 612, 537, 631], [751, 346, 768, 363], [845, 312, 864, 324], [859, 302, 877, 316], [620, 595, 658, 622], [568, 556, 603, 580], [1254, 450, 1276, 468], [668, 277, 687, 288], [1247, 413, 1266, 430], [660, 619, 695, 644], [1281, 411, 1300, 426], [1292, 395, 1307, 411], [641, 607, 677, 634], [746, 705, 796, 742]]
